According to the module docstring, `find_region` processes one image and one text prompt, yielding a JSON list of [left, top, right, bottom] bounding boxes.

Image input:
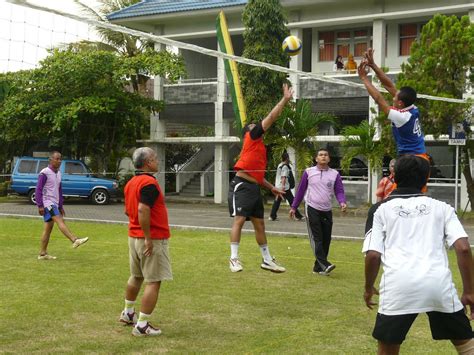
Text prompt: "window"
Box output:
[[17, 160, 37, 174], [354, 42, 368, 57], [38, 160, 48, 171], [337, 44, 350, 57], [319, 31, 335, 61], [399, 24, 418, 56], [65, 162, 86, 175]]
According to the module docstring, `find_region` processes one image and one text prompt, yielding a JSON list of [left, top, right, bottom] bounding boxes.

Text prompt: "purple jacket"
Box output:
[[292, 165, 346, 212], [36, 165, 63, 209]]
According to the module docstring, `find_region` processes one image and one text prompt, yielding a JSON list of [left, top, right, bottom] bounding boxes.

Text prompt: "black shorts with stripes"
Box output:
[[228, 176, 264, 219]]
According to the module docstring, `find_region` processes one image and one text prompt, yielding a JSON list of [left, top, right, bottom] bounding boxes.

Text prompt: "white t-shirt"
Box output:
[[362, 194, 467, 315], [275, 162, 290, 191]]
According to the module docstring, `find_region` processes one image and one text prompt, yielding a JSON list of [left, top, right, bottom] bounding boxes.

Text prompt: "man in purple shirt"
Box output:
[[36, 151, 88, 260], [290, 148, 347, 275]]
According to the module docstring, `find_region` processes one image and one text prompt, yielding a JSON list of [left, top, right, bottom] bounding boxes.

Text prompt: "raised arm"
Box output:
[[261, 83, 293, 132], [365, 48, 397, 97], [358, 61, 391, 115]]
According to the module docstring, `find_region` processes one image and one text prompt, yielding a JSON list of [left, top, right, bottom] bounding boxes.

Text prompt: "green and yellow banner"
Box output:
[[216, 11, 247, 131]]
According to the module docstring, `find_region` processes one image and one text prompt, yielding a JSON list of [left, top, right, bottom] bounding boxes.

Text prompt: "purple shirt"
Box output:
[[291, 165, 346, 212], [36, 165, 63, 209]]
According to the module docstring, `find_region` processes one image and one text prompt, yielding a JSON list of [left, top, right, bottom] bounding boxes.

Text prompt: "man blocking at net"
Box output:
[[36, 151, 88, 260], [363, 155, 474, 354], [120, 147, 173, 337], [228, 83, 292, 273]]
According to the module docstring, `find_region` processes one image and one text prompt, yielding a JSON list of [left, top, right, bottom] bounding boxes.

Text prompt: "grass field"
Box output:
[[0, 217, 462, 354]]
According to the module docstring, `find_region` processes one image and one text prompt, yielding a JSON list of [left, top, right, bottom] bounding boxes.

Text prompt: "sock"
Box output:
[[124, 299, 135, 314], [230, 242, 239, 259], [455, 339, 474, 354], [260, 244, 272, 262], [137, 312, 151, 328]]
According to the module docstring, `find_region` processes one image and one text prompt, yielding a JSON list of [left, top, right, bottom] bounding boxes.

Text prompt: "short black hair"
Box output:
[[316, 148, 330, 156], [241, 122, 257, 138], [398, 86, 417, 107], [394, 155, 430, 190], [281, 151, 289, 161]]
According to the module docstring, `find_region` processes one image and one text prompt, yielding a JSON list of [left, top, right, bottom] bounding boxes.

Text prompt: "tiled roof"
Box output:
[[107, 0, 248, 20]]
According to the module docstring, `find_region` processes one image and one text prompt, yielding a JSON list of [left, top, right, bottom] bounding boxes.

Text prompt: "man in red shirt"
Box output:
[[376, 159, 396, 202], [119, 147, 172, 337], [228, 84, 292, 273]]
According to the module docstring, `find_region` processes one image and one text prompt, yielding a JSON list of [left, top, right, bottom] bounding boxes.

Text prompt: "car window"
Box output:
[[37, 160, 48, 172], [65, 162, 87, 175], [17, 160, 37, 174]]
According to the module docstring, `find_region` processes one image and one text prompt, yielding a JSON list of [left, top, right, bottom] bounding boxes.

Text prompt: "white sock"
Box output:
[[137, 312, 151, 328], [124, 299, 135, 314], [260, 244, 272, 262], [230, 242, 239, 259]]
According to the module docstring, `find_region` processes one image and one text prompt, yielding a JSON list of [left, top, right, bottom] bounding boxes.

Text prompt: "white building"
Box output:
[[108, 0, 474, 209]]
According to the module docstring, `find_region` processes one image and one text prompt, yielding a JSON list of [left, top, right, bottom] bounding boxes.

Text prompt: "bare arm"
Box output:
[[261, 84, 293, 131], [454, 238, 474, 318], [358, 62, 391, 115], [365, 48, 397, 97], [262, 178, 285, 199], [138, 202, 153, 257], [364, 250, 381, 309]]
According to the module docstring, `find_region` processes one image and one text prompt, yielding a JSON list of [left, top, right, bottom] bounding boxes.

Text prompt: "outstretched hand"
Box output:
[[365, 48, 375, 67], [358, 60, 369, 80], [282, 83, 294, 101]]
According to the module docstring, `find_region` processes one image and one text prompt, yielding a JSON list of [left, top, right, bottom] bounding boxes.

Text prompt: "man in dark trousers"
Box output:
[[363, 155, 474, 354]]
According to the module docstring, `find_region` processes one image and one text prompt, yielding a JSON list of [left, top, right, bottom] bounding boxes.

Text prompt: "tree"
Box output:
[[396, 14, 474, 207], [0, 48, 185, 171], [240, 0, 289, 122]]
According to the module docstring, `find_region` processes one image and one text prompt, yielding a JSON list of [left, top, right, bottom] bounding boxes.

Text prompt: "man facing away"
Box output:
[[363, 155, 474, 354], [269, 151, 304, 222], [290, 148, 347, 276], [228, 83, 292, 273], [36, 151, 88, 260], [120, 147, 172, 337]]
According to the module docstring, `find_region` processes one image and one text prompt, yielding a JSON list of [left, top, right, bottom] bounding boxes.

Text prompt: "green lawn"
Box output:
[[0, 217, 461, 353]]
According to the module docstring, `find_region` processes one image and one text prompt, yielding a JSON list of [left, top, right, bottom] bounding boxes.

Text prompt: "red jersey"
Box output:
[[376, 174, 395, 200], [234, 127, 267, 184], [124, 174, 170, 239]]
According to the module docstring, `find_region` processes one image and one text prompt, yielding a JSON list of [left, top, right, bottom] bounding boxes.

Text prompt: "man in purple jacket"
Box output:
[[290, 148, 347, 275], [36, 151, 88, 260]]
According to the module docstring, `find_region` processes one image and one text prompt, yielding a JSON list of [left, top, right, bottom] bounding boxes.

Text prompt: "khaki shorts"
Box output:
[[128, 237, 173, 283]]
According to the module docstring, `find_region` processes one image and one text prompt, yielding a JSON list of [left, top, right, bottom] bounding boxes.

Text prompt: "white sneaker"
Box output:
[[72, 237, 89, 248], [38, 254, 57, 260], [132, 322, 162, 337], [261, 258, 286, 273], [229, 258, 243, 272], [119, 310, 137, 325]]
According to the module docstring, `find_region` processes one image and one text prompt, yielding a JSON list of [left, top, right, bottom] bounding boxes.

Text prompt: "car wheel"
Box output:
[[28, 189, 36, 205], [91, 189, 109, 205]]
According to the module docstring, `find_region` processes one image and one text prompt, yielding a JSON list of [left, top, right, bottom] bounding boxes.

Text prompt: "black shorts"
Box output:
[[228, 176, 264, 219], [373, 310, 473, 344]]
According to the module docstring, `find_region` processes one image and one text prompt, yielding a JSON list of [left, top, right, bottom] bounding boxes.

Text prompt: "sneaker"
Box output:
[[119, 310, 137, 326], [261, 258, 286, 273], [72, 237, 89, 248], [229, 258, 243, 272], [132, 323, 162, 337], [318, 270, 330, 276], [38, 254, 57, 260], [296, 216, 305, 221], [324, 264, 336, 274], [268, 217, 279, 221]]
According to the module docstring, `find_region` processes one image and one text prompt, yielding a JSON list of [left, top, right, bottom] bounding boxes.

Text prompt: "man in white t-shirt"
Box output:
[[363, 155, 474, 354], [269, 152, 303, 221]]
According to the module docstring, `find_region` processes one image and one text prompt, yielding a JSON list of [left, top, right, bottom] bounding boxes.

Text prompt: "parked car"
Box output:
[[329, 157, 368, 178], [10, 157, 118, 205]]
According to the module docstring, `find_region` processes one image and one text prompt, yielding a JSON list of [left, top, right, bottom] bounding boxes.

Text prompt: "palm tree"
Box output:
[[341, 120, 393, 203], [266, 99, 336, 177]]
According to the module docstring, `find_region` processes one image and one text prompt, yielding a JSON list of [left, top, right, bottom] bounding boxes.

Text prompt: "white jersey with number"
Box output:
[[363, 193, 467, 315]]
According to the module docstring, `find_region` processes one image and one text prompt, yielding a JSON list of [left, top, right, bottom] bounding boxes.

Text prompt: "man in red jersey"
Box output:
[[228, 84, 292, 273], [119, 147, 172, 337]]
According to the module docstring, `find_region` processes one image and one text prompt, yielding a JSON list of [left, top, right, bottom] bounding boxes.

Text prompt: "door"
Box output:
[[61, 161, 91, 197]]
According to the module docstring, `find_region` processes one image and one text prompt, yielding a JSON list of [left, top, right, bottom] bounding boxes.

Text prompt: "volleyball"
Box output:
[[282, 35, 302, 56]]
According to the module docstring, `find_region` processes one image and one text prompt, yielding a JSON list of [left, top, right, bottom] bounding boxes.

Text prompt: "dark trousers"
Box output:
[[270, 189, 303, 220], [306, 206, 333, 271]]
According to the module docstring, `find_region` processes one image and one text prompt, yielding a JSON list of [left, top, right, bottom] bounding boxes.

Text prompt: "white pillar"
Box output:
[[214, 42, 230, 203], [289, 28, 303, 99], [151, 41, 167, 191], [369, 19, 386, 204], [311, 28, 319, 73]]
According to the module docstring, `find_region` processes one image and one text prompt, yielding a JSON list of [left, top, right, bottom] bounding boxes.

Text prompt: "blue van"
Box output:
[[10, 157, 118, 205]]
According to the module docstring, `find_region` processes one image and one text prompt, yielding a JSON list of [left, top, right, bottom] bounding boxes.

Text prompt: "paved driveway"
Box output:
[[1, 199, 473, 244]]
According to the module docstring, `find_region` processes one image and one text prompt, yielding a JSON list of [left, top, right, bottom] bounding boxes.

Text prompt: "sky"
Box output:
[[0, 0, 101, 72]]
